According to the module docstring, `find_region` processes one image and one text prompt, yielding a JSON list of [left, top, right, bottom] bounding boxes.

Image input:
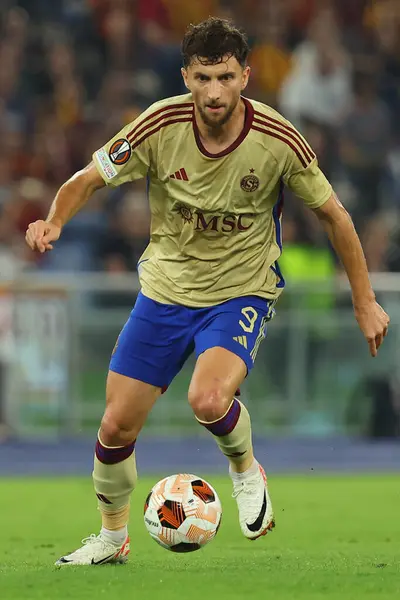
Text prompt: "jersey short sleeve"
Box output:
[[93, 114, 152, 187], [281, 127, 332, 210]]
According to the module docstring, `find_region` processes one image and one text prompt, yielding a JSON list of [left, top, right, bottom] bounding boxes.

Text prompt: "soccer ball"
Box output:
[[143, 474, 222, 552]]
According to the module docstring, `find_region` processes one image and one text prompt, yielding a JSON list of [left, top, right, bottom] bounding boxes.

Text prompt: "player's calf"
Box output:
[[195, 395, 254, 470], [93, 372, 160, 544]]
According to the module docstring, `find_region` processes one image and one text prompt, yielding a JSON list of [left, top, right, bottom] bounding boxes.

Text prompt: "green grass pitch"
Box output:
[[0, 474, 399, 600]]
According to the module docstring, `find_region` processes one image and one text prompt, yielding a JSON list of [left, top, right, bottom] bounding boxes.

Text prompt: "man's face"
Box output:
[[182, 54, 250, 128]]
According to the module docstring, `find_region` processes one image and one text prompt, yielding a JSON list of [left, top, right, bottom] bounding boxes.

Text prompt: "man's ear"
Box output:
[[181, 67, 190, 91], [241, 65, 251, 90]]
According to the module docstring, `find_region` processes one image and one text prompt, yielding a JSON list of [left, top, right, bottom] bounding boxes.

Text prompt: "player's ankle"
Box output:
[[230, 458, 259, 480], [100, 525, 128, 545]]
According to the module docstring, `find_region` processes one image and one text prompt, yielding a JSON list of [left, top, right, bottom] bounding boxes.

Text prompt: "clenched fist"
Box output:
[[354, 300, 390, 357], [25, 220, 61, 253]]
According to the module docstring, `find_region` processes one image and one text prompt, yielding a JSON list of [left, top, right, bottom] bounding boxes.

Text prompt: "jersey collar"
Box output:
[[192, 97, 254, 159]]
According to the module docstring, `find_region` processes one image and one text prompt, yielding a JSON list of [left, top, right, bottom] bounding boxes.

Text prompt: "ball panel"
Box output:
[[185, 523, 215, 545], [181, 497, 200, 518], [215, 513, 222, 534], [166, 475, 194, 503], [169, 542, 201, 553], [144, 506, 161, 537], [157, 499, 186, 529], [144, 491, 152, 513], [158, 526, 181, 547], [191, 479, 216, 503], [150, 477, 169, 506], [195, 503, 220, 525], [151, 533, 171, 550]]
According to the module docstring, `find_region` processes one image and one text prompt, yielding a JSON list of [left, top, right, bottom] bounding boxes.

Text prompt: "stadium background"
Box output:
[[0, 0, 399, 471], [0, 3, 399, 598]]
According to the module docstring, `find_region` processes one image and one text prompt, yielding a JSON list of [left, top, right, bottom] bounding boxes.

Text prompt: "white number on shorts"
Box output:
[[239, 307, 258, 333]]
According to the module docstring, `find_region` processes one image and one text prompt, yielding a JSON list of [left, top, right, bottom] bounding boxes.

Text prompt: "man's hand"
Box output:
[[354, 300, 390, 357], [25, 220, 61, 253]]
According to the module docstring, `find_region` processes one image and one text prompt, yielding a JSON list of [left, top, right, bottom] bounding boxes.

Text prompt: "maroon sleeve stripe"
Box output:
[[127, 102, 194, 140], [252, 125, 309, 168], [131, 117, 193, 151], [128, 109, 193, 144], [253, 117, 315, 164], [253, 119, 314, 164], [254, 110, 315, 162]]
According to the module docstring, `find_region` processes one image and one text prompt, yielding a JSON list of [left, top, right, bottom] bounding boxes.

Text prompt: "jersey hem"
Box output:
[[139, 281, 282, 308]]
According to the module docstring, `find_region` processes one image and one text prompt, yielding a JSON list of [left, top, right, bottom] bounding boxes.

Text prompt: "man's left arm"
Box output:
[[313, 192, 389, 357], [281, 120, 390, 356]]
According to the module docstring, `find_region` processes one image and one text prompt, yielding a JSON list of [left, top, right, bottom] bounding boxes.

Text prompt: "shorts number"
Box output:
[[239, 307, 258, 333]]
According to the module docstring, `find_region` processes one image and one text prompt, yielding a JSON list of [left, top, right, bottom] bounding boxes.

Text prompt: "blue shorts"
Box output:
[[110, 292, 276, 389]]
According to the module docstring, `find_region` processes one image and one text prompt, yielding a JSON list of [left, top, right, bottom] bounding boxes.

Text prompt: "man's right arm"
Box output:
[[26, 101, 157, 253], [25, 161, 105, 253]]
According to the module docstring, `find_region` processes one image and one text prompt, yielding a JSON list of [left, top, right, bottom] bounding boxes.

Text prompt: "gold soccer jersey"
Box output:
[[93, 94, 332, 307]]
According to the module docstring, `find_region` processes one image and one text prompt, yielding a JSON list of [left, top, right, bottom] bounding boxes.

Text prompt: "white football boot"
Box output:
[[55, 533, 130, 566], [232, 463, 275, 540]]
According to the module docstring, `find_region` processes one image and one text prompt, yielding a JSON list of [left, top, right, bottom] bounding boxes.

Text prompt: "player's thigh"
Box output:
[[103, 292, 193, 442], [101, 370, 161, 444], [110, 291, 193, 389], [190, 296, 275, 413]]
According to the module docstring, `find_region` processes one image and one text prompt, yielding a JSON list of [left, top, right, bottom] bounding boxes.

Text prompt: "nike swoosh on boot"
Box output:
[[246, 490, 267, 532]]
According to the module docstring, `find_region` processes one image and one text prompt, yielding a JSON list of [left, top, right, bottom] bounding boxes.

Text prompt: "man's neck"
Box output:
[[195, 99, 245, 151]]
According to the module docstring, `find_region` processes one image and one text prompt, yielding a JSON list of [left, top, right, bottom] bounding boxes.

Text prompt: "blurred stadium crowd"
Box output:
[[0, 0, 399, 280]]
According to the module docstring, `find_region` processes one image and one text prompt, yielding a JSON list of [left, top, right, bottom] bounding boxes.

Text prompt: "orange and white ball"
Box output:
[[144, 474, 222, 552]]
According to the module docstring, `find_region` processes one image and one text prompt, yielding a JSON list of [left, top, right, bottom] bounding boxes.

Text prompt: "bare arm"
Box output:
[[26, 162, 105, 253], [47, 161, 105, 228], [313, 192, 389, 356], [313, 193, 374, 305]]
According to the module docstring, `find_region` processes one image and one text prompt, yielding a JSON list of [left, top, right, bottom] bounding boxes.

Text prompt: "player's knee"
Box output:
[[100, 411, 138, 447], [188, 386, 230, 422]]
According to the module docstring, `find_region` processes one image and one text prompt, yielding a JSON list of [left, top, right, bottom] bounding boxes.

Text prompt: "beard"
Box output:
[[197, 100, 237, 129]]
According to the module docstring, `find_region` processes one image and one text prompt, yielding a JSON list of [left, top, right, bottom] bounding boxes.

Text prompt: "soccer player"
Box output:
[[26, 18, 389, 566]]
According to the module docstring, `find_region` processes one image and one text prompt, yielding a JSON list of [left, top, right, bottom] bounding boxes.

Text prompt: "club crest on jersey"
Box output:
[[109, 138, 131, 165], [176, 203, 194, 224], [240, 169, 259, 193]]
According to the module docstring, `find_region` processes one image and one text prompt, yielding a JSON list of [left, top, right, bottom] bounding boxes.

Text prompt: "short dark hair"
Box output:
[[181, 17, 249, 69]]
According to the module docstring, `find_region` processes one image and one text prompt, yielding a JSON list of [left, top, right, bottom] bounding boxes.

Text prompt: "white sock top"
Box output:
[[229, 458, 259, 481], [100, 525, 128, 546]]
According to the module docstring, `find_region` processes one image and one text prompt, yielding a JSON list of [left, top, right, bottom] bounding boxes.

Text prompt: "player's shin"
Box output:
[[92, 432, 137, 543], [196, 397, 254, 472]]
